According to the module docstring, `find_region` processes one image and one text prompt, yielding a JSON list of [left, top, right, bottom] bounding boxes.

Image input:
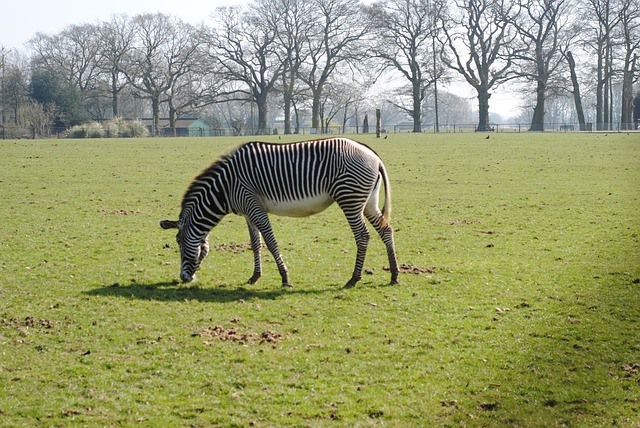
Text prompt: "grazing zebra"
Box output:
[[160, 137, 399, 288]]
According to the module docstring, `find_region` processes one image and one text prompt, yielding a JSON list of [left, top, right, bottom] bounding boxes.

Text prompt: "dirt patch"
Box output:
[[214, 242, 252, 254], [385, 264, 436, 274], [478, 403, 498, 411], [449, 219, 479, 225], [192, 325, 283, 345], [3, 316, 55, 333], [621, 363, 640, 382], [475, 230, 497, 235], [100, 209, 142, 215]]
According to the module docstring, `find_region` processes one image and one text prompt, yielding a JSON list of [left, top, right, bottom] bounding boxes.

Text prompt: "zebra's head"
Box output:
[[160, 219, 210, 283]]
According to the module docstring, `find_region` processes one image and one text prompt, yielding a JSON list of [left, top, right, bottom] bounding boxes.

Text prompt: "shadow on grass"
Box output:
[[85, 280, 336, 303]]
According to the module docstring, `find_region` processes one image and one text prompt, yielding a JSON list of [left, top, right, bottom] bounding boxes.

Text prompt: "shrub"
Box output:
[[103, 117, 124, 138], [68, 119, 149, 139], [104, 117, 149, 138], [69, 124, 88, 138], [68, 122, 104, 138], [126, 119, 149, 138], [85, 122, 105, 138]]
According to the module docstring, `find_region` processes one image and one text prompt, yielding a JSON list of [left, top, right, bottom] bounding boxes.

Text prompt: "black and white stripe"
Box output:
[[161, 137, 399, 288]]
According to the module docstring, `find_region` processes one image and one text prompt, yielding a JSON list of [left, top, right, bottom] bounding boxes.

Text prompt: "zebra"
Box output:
[[160, 137, 399, 288]]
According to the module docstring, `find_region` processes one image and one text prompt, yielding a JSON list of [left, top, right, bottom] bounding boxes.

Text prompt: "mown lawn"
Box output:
[[1, 132, 638, 427]]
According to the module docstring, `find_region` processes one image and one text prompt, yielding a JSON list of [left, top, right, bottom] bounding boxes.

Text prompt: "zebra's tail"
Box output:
[[379, 163, 392, 228]]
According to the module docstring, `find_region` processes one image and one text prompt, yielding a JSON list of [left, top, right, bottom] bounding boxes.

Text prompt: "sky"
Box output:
[[1, 0, 522, 119], [0, 0, 235, 49]]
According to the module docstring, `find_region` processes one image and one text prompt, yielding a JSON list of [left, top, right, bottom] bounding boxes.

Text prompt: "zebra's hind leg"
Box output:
[[246, 221, 262, 284], [365, 211, 399, 285], [343, 213, 371, 289]]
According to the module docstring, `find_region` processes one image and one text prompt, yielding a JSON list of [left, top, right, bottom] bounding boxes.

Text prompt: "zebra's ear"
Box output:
[[160, 220, 180, 230]]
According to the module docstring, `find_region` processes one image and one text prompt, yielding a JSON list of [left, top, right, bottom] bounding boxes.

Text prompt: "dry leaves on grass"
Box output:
[[214, 242, 252, 254], [384, 264, 436, 275], [621, 363, 640, 382], [3, 316, 55, 332], [192, 325, 283, 346], [100, 209, 142, 215]]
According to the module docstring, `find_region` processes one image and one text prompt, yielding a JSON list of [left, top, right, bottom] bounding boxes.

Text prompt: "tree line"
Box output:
[[1, 0, 638, 136]]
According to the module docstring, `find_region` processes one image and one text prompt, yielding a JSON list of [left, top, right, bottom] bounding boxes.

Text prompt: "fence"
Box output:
[[392, 122, 639, 133], [2, 122, 638, 139]]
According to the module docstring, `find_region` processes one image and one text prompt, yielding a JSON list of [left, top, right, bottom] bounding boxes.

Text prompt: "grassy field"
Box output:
[[0, 132, 638, 427]]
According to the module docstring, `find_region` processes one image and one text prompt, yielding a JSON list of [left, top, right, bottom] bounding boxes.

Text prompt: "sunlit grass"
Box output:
[[1, 132, 638, 426]]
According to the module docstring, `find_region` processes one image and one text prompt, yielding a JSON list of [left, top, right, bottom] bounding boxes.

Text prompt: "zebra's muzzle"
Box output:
[[180, 271, 195, 283]]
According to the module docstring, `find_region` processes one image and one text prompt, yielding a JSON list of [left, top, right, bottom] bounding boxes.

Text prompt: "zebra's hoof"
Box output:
[[343, 279, 359, 289], [282, 282, 293, 288]]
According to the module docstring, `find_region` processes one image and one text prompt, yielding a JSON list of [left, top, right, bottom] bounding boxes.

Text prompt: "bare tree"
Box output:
[[96, 15, 135, 118], [20, 100, 55, 137], [298, 0, 370, 132], [509, 0, 574, 131], [204, 5, 287, 134], [618, 0, 640, 130], [165, 45, 226, 134], [584, 0, 621, 130], [28, 24, 103, 119], [160, 25, 211, 135], [2, 53, 30, 125], [123, 13, 200, 135], [564, 50, 587, 130], [365, 0, 443, 133], [440, 0, 520, 132], [336, 80, 368, 132], [267, 0, 314, 134]]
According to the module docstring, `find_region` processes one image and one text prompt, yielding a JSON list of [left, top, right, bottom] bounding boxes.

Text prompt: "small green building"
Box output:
[[140, 117, 212, 137]]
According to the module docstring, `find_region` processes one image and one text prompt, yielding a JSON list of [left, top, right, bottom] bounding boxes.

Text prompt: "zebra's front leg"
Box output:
[[344, 215, 370, 289], [246, 221, 262, 285], [249, 212, 292, 288]]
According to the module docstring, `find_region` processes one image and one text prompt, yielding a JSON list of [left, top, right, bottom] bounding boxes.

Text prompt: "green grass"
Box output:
[[1, 132, 639, 427]]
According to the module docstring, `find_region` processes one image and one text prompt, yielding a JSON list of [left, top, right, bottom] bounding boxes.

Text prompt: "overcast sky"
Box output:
[[0, 0, 236, 49]]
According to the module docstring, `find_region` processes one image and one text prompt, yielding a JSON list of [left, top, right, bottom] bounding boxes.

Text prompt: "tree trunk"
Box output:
[[476, 89, 491, 132], [111, 71, 119, 117], [603, 42, 611, 130], [529, 80, 546, 132], [292, 101, 300, 134], [530, 46, 546, 132], [412, 78, 422, 133], [255, 90, 269, 135], [311, 88, 321, 133], [283, 92, 292, 135], [596, 43, 604, 130], [282, 72, 294, 135], [169, 104, 177, 137], [621, 55, 636, 130], [152, 97, 160, 136], [257, 104, 268, 135], [566, 51, 586, 131]]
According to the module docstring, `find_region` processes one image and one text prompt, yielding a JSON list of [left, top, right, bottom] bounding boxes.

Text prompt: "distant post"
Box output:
[[376, 108, 381, 138]]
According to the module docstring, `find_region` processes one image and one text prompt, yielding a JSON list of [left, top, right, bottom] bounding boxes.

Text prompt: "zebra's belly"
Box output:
[[264, 194, 334, 217]]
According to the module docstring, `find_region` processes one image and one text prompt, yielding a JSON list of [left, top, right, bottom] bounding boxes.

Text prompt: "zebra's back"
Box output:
[[227, 138, 382, 216]]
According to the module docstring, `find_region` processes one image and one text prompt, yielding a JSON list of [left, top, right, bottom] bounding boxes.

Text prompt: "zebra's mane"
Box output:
[[180, 146, 240, 212]]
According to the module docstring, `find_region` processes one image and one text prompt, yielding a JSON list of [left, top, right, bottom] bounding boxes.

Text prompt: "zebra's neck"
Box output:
[[180, 160, 231, 230]]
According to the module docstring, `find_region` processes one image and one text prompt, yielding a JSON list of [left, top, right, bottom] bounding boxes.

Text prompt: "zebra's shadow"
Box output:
[[85, 280, 334, 303]]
